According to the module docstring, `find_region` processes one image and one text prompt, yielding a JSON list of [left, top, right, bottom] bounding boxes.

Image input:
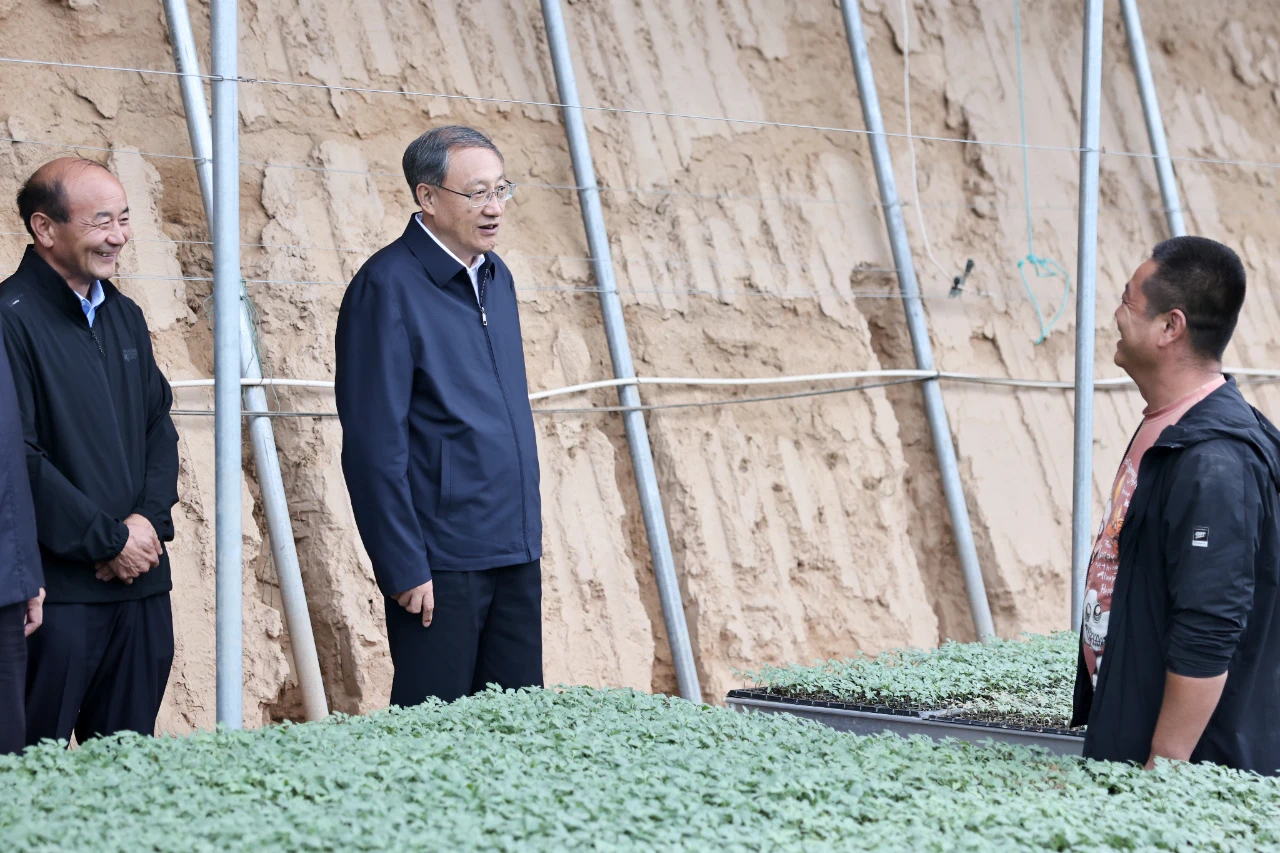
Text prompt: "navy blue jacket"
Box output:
[[0, 318, 41, 610], [0, 248, 179, 603], [335, 218, 541, 596], [1073, 379, 1280, 775]]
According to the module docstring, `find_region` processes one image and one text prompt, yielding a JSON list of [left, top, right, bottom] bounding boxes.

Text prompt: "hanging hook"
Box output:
[[950, 258, 975, 298]]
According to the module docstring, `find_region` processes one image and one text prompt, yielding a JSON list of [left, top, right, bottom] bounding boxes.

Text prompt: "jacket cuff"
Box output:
[[1166, 654, 1231, 679], [102, 520, 130, 563], [385, 567, 432, 598], [135, 508, 174, 543]]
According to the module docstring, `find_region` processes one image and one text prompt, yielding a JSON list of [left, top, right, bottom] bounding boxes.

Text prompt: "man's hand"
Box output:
[[394, 580, 434, 627], [23, 588, 45, 638], [96, 514, 161, 584]]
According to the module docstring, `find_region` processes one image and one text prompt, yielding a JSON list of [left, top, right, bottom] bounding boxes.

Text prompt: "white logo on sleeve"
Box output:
[[1192, 527, 1210, 548]]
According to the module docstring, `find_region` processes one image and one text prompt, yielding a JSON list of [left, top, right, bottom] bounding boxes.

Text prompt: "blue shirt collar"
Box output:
[[79, 280, 105, 327]]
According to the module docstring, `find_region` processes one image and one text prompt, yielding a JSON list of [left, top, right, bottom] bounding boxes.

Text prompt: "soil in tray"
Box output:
[[932, 709, 1084, 735], [726, 688, 935, 716], [730, 689, 1085, 735]]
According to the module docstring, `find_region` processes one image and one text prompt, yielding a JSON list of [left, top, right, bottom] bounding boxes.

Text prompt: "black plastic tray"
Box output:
[[726, 689, 1084, 756]]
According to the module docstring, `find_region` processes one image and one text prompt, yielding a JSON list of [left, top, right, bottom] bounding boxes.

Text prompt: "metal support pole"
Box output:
[[1119, 0, 1186, 237], [1072, 0, 1106, 631], [838, 1, 996, 639], [164, 0, 212, 215], [163, 0, 328, 722], [211, 0, 243, 728], [541, 0, 702, 701]]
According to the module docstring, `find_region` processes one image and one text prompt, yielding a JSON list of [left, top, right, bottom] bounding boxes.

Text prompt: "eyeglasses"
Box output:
[[434, 182, 515, 208]]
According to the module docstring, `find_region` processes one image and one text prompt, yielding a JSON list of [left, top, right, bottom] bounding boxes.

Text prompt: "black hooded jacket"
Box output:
[[1072, 378, 1280, 775], [0, 248, 179, 604]]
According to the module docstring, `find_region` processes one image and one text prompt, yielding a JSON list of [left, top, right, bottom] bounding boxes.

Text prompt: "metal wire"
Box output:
[[2, 51, 1274, 317], [8, 54, 1280, 173], [0, 135, 199, 162], [52, 272, 978, 300], [0, 138, 1271, 222], [0, 56, 1084, 154]]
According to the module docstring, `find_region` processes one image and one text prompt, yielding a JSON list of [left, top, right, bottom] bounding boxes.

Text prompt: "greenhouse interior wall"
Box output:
[[1, 0, 1276, 728]]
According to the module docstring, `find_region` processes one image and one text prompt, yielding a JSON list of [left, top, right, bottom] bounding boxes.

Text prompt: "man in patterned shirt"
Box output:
[[1072, 236, 1280, 775]]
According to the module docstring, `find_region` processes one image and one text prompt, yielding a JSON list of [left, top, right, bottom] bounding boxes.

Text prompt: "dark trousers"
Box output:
[[0, 601, 25, 755], [25, 593, 173, 746], [384, 559, 542, 706]]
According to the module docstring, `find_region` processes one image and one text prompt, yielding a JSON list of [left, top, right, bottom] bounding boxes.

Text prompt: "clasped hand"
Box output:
[[95, 514, 162, 584]]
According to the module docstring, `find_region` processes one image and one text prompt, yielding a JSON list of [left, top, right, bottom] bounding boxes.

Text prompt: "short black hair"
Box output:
[[15, 158, 102, 238], [1144, 236, 1246, 362], [402, 126, 502, 205]]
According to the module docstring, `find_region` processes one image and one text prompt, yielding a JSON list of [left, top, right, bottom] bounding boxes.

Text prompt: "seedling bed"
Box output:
[[726, 688, 1085, 756], [7, 687, 1278, 851]]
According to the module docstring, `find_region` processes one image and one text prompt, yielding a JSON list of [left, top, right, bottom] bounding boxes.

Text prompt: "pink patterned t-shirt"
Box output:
[[1081, 375, 1226, 685]]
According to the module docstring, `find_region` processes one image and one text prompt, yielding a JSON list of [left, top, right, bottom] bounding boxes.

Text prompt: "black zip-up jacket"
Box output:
[[0, 248, 179, 603], [1072, 378, 1280, 775], [335, 217, 541, 597], [0, 318, 41, 610]]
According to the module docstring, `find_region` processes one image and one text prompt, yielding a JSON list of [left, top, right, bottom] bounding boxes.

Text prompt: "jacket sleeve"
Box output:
[[0, 321, 43, 600], [1, 314, 129, 564], [130, 317, 180, 542], [1162, 444, 1258, 678], [335, 272, 431, 596]]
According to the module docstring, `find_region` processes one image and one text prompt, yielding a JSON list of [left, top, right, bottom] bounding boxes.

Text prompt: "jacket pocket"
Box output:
[[439, 439, 453, 520]]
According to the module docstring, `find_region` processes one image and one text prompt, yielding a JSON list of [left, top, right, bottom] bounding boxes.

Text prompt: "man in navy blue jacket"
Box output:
[[0, 318, 43, 755], [336, 126, 542, 706]]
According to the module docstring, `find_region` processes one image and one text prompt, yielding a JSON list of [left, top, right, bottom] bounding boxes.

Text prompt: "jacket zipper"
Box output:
[[88, 324, 105, 358], [478, 267, 531, 558]]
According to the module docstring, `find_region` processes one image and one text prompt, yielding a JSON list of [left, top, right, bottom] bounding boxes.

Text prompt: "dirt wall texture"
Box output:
[[2, 0, 1278, 726]]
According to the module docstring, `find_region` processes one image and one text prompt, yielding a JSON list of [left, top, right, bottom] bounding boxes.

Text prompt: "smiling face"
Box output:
[[28, 161, 130, 295], [1113, 258, 1166, 376], [416, 146, 506, 264]]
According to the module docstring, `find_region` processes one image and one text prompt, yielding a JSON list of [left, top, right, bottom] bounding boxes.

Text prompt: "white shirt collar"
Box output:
[[415, 214, 484, 274]]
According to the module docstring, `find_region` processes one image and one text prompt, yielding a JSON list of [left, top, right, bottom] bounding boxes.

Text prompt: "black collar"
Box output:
[[17, 246, 118, 324], [399, 215, 494, 290]]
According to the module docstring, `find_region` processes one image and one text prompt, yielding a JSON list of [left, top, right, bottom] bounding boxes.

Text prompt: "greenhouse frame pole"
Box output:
[[1119, 0, 1186, 237], [163, 0, 329, 721], [1072, 0, 1106, 631], [541, 0, 702, 701], [838, 1, 995, 639], [211, 0, 243, 728]]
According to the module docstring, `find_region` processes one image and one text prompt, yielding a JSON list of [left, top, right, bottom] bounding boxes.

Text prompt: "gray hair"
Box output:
[[402, 126, 504, 204]]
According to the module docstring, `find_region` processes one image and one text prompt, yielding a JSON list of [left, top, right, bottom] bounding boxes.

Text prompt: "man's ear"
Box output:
[[1161, 308, 1189, 348], [416, 183, 435, 215], [28, 212, 56, 250]]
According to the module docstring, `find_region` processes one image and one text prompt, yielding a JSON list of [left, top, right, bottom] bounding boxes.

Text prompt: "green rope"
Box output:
[[1014, 0, 1071, 345]]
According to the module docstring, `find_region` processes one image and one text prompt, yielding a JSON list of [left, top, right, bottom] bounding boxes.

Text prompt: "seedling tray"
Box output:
[[725, 689, 1084, 756]]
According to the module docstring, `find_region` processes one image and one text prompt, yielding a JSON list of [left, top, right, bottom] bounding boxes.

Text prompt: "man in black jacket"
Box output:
[[336, 126, 542, 706], [0, 318, 43, 756], [1072, 236, 1280, 775], [1, 158, 179, 745]]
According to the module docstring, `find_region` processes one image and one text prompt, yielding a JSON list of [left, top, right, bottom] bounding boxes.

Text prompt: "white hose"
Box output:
[[168, 367, 1280, 398]]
